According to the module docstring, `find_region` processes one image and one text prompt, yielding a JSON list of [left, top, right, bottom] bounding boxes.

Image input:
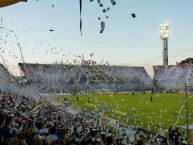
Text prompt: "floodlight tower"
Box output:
[[160, 23, 169, 66]]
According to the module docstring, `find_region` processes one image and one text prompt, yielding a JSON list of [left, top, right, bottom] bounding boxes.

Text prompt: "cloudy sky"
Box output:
[[0, 0, 193, 76]]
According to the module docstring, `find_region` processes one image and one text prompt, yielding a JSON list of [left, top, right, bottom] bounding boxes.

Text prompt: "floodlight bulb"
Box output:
[[160, 23, 169, 39]]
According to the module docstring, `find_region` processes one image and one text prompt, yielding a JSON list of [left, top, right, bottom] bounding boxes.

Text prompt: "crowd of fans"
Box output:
[[0, 91, 152, 145]]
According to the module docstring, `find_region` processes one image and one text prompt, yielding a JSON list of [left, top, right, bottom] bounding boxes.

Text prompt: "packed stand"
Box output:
[[0, 91, 164, 145]]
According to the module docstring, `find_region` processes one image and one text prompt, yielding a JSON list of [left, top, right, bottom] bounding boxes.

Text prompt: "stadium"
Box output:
[[1, 1, 193, 145], [0, 61, 193, 144]]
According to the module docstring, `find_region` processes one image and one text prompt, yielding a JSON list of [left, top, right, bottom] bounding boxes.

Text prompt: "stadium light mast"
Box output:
[[160, 23, 169, 66]]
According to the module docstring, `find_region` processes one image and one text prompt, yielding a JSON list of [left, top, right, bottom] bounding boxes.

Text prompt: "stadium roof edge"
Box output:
[[18, 62, 146, 67]]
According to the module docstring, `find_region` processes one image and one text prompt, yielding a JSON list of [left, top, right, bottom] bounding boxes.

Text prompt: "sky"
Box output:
[[0, 0, 193, 76]]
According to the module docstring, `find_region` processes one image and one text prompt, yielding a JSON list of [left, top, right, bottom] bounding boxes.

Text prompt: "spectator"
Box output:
[[85, 130, 100, 145], [46, 126, 60, 144], [173, 127, 181, 145], [105, 136, 117, 145], [137, 139, 143, 145], [168, 125, 174, 145]]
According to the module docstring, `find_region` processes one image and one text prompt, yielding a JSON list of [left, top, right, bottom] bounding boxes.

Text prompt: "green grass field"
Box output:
[[54, 92, 193, 134]]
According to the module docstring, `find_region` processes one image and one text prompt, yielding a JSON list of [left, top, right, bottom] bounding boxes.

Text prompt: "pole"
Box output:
[[162, 39, 168, 66], [185, 83, 189, 145]]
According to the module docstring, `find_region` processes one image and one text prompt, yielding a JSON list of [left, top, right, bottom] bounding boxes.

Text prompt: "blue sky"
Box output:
[[0, 0, 193, 76]]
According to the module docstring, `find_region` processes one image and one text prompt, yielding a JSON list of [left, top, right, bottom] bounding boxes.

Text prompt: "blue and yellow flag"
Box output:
[[28, 98, 47, 116]]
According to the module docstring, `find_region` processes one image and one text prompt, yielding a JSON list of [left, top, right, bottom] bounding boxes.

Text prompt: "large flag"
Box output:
[[28, 105, 41, 116], [28, 98, 47, 116]]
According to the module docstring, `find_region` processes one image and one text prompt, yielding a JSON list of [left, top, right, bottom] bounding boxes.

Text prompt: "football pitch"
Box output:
[[56, 92, 193, 133]]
